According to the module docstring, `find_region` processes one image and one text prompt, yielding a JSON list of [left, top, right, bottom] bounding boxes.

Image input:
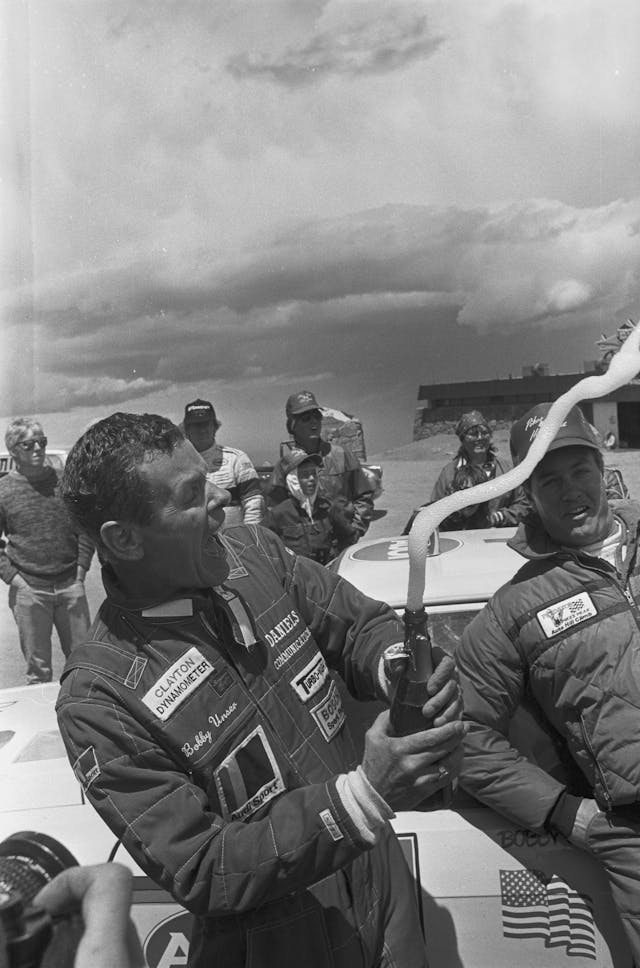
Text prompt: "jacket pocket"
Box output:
[[579, 713, 613, 810]]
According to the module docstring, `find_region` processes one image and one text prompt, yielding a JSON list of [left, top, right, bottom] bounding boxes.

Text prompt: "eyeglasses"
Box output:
[[297, 410, 322, 423], [463, 428, 490, 440], [16, 437, 48, 451]]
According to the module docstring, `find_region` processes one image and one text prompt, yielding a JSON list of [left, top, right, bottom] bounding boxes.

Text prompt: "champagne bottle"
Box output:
[[389, 606, 453, 809]]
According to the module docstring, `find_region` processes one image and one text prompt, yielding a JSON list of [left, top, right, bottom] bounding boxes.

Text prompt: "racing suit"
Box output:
[[268, 441, 374, 549], [457, 502, 640, 959], [56, 525, 425, 968]]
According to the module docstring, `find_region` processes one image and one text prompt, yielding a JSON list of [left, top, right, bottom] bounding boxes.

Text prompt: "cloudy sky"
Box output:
[[2, 0, 640, 461]]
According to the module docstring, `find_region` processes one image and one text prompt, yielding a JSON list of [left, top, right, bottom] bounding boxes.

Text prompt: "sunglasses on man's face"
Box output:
[[463, 428, 490, 440], [297, 410, 322, 423], [16, 437, 48, 451]]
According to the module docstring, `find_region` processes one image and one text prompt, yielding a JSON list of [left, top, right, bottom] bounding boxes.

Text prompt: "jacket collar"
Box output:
[[508, 500, 640, 563]]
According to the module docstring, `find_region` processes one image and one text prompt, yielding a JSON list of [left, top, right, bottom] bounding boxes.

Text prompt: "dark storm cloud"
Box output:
[[228, 5, 444, 84], [4, 196, 640, 416]]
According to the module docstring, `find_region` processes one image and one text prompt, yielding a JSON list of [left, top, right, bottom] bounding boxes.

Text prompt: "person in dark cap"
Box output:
[[267, 390, 374, 550], [263, 449, 354, 564], [182, 398, 264, 526], [456, 402, 640, 962], [428, 409, 527, 531]]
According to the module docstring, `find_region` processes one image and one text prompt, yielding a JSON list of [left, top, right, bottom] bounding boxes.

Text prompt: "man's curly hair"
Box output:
[[61, 412, 184, 547]]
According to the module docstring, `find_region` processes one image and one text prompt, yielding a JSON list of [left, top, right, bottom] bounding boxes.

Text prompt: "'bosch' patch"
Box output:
[[214, 725, 285, 821], [310, 680, 345, 742], [73, 746, 100, 791], [536, 592, 597, 638], [291, 653, 329, 703]]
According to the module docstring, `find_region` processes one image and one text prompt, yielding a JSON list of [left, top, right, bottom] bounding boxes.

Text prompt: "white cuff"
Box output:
[[335, 766, 394, 844]]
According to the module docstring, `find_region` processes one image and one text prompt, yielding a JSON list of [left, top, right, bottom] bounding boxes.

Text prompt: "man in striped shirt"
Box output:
[[182, 399, 264, 527]]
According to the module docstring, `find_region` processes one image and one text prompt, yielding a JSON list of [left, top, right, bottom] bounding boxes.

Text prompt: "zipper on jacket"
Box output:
[[579, 713, 613, 810]]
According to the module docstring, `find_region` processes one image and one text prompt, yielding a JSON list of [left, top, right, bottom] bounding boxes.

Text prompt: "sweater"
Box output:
[[0, 468, 94, 584]]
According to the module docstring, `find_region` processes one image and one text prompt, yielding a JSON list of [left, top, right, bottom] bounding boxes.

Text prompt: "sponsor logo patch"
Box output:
[[141, 647, 214, 722], [273, 627, 311, 670], [214, 725, 285, 821], [265, 609, 301, 649], [291, 653, 329, 703], [536, 592, 597, 638], [320, 809, 343, 841], [73, 746, 100, 791], [310, 680, 345, 742]]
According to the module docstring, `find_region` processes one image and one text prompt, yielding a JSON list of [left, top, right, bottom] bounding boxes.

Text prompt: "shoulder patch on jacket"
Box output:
[[73, 746, 100, 791], [536, 592, 597, 638]]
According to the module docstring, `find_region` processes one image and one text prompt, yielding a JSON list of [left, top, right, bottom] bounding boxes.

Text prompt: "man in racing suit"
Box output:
[[457, 403, 640, 962], [268, 390, 374, 549], [56, 412, 463, 968]]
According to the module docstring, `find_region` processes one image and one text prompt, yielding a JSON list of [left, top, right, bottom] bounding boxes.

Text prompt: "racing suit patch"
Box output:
[[141, 647, 214, 722], [320, 809, 344, 841], [73, 746, 100, 791], [291, 653, 329, 703], [536, 592, 597, 638], [310, 680, 345, 742], [214, 725, 285, 821]]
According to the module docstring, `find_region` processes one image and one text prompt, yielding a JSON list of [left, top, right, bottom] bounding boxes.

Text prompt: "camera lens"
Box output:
[[0, 832, 78, 906]]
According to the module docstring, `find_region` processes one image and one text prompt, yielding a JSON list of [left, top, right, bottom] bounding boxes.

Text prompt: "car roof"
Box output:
[[333, 527, 524, 609]]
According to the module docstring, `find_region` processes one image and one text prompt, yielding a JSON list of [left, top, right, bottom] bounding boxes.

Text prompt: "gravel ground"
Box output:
[[1, 434, 638, 688]]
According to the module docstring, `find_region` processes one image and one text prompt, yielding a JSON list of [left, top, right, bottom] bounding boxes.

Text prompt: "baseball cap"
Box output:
[[285, 390, 322, 418], [455, 410, 489, 439], [281, 448, 322, 476], [510, 403, 601, 466], [183, 399, 220, 427]]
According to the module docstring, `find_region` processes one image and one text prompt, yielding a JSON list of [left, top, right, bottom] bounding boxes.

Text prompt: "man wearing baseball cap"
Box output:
[[182, 398, 264, 526], [457, 401, 640, 961], [267, 390, 374, 550]]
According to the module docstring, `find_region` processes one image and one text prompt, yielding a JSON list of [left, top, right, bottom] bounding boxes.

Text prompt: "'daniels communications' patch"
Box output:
[[73, 746, 100, 791], [536, 592, 597, 638]]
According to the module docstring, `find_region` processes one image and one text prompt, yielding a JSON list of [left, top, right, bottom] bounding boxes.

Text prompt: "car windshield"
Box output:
[[428, 610, 479, 654], [13, 730, 68, 763]]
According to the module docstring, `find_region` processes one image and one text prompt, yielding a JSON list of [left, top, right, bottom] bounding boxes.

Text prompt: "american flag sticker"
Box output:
[[500, 869, 596, 960]]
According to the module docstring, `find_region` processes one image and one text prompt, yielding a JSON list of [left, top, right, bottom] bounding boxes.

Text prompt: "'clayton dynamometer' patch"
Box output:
[[536, 592, 597, 638], [142, 647, 214, 721]]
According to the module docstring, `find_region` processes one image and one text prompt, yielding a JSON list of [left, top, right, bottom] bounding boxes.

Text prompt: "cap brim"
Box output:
[[546, 437, 600, 453]]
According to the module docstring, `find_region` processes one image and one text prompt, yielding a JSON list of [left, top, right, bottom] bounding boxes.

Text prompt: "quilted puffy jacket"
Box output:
[[56, 525, 423, 968], [268, 441, 373, 545], [458, 502, 640, 830]]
